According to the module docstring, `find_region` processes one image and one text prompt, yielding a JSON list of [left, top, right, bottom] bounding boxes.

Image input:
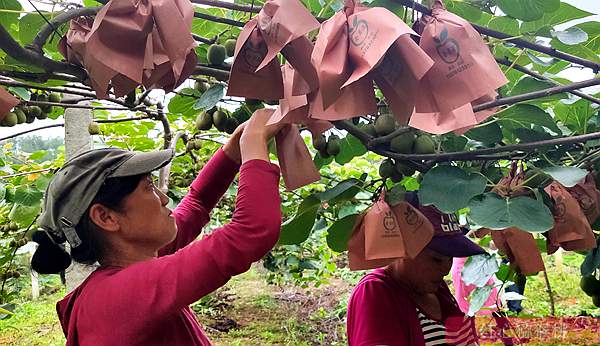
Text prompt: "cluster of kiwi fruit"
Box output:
[[169, 172, 194, 188], [0, 222, 19, 234], [1, 269, 20, 280], [580, 273, 600, 307], [312, 133, 341, 158], [186, 138, 203, 152], [207, 37, 237, 66], [194, 99, 263, 135], [0, 92, 61, 127]]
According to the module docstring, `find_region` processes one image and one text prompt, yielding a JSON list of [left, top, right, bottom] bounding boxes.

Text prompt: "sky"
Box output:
[[0, 0, 599, 140]]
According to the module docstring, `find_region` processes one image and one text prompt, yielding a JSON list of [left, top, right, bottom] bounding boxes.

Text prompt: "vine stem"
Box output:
[[0, 168, 52, 179]]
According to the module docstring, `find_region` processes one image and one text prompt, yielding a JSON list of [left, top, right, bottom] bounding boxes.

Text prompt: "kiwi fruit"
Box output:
[[225, 38, 237, 57], [195, 112, 213, 131], [15, 108, 27, 124], [224, 117, 239, 134], [361, 123, 377, 137], [195, 81, 210, 93], [395, 161, 415, 177], [390, 132, 416, 154], [193, 139, 203, 150], [312, 134, 327, 151], [49, 92, 61, 103], [379, 159, 395, 179], [413, 135, 436, 154], [186, 141, 195, 152], [2, 112, 17, 127], [28, 106, 42, 118], [88, 122, 100, 135], [374, 114, 396, 136], [327, 136, 341, 156], [207, 44, 227, 65], [212, 110, 228, 131]]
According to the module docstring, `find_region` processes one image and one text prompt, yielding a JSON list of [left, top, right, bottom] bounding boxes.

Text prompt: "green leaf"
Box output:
[[194, 84, 225, 110], [419, 165, 486, 213], [468, 286, 494, 317], [441, 133, 467, 152], [510, 77, 567, 103], [554, 99, 595, 134], [334, 134, 367, 165], [487, 16, 520, 37], [278, 195, 320, 245], [13, 186, 43, 207], [0, 183, 5, 200], [445, 1, 487, 23], [7, 86, 29, 100], [513, 128, 554, 143], [0, 0, 22, 29], [520, 2, 593, 35], [385, 184, 407, 207], [581, 237, 600, 276], [497, 104, 561, 134], [468, 193, 554, 232], [326, 214, 359, 252], [495, 263, 515, 282], [552, 26, 588, 45], [542, 166, 587, 187], [462, 253, 499, 288], [314, 151, 333, 169], [168, 89, 199, 117], [497, 0, 560, 22], [19, 13, 48, 45], [464, 121, 503, 145], [316, 178, 361, 203], [9, 203, 41, 227]]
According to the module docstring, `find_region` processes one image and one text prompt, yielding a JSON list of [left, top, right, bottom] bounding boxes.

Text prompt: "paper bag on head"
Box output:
[[348, 213, 398, 270], [544, 181, 597, 254], [227, 0, 320, 100], [60, 0, 197, 99], [415, 0, 508, 114], [0, 87, 19, 122], [567, 173, 600, 224], [364, 194, 433, 261], [490, 227, 545, 276]]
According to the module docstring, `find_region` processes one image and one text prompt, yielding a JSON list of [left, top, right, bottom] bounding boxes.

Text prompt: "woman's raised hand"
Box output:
[[239, 109, 284, 163]]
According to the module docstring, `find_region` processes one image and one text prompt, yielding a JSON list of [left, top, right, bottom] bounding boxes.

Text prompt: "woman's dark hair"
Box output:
[[31, 174, 145, 274]]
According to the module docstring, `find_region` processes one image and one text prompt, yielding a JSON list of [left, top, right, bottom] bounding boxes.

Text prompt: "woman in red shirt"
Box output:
[[347, 193, 486, 346], [31, 109, 283, 345]]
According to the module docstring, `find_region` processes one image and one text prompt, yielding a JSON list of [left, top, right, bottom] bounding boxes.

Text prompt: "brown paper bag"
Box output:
[[364, 196, 433, 260], [0, 87, 19, 121], [567, 173, 600, 224], [348, 214, 397, 270], [544, 181, 597, 253], [415, 0, 508, 114], [227, 0, 319, 100], [227, 21, 283, 100], [275, 124, 321, 191], [491, 227, 545, 275], [61, 0, 196, 98], [281, 36, 319, 95]]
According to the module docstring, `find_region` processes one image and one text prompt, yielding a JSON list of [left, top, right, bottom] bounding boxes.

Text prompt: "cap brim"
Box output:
[[109, 149, 175, 178], [427, 234, 487, 258]]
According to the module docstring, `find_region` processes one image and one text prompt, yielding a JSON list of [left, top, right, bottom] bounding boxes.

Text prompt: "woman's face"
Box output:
[[390, 247, 453, 295], [117, 175, 177, 251]]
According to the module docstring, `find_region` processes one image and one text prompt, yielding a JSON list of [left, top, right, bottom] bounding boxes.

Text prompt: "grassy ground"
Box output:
[[0, 253, 598, 345]]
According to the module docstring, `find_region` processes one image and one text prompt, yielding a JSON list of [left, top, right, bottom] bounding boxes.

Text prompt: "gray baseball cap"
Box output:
[[39, 147, 175, 248]]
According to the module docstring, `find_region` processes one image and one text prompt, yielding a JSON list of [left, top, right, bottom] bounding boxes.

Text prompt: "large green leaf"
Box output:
[[334, 134, 367, 165], [581, 236, 600, 276], [194, 84, 225, 111], [278, 195, 320, 245], [419, 165, 486, 213], [554, 99, 596, 134], [0, 0, 21, 30], [542, 166, 587, 187], [314, 151, 334, 169], [549, 21, 600, 64], [468, 286, 494, 317], [520, 2, 593, 35], [462, 253, 499, 288], [13, 186, 43, 207], [497, 0, 560, 22], [9, 203, 40, 227], [464, 121, 503, 145], [326, 213, 359, 252], [316, 178, 361, 203], [467, 193, 554, 232], [510, 77, 567, 103], [168, 88, 199, 117], [497, 104, 561, 134], [552, 26, 588, 45], [19, 13, 48, 45], [487, 16, 520, 37]]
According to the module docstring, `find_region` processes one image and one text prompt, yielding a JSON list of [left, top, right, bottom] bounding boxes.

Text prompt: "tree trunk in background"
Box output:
[[63, 100, 97, 292]]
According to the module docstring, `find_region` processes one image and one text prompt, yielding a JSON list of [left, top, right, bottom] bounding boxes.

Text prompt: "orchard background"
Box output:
[[0, 0, 599, 344]]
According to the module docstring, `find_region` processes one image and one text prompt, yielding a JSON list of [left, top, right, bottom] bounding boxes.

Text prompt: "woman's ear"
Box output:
[[88, 203, 121, 233]]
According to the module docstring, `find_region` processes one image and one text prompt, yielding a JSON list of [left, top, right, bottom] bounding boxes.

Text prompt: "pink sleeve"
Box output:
[[347, 280, 409, 346], [94, 160, 281, 319], [159, 148, 240, 255]]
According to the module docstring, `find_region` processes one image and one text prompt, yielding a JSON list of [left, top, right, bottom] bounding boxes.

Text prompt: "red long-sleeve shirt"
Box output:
[[56, 149, 282, 345]]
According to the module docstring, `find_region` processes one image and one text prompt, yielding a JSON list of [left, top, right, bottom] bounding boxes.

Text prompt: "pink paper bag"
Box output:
[[415, 0, 508, 114], [275, 124, 321, 190], [348, 213, 397, 270]]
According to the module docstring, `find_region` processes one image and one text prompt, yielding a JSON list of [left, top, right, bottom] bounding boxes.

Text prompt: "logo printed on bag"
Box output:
[[348, 16, 379, 58], [433, 28, 460, 64], [242, 40, 266, 70], [377, 53, 403, 86], [382, 211, 401, 238], [404, 205, 422, 228]]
